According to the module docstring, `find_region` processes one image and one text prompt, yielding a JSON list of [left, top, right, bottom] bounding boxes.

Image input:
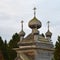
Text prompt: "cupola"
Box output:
[[45, 21, 52, 38], [19, 20, 25, 41], [28, 7, 42, 29], [19, 21, 25, 36]]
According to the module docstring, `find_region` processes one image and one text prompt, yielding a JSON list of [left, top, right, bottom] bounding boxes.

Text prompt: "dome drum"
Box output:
[[32, 28, 39, 35]]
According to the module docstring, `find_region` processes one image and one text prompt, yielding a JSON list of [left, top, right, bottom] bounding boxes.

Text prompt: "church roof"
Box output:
[[23, 33, 34, 42], [21, 33, 50, 43]]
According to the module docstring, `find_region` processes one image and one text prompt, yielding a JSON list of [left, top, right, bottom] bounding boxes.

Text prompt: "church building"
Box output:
[[14, 7, 54, 60]]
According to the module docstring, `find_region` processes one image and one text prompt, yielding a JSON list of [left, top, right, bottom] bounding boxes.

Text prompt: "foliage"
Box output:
[[3, 40, 10, 60], [9, 33, 20, 48], [8, 33, 20, 60], [54, 36, 60, 60], [0, 37, 9, 60], [0, 33, 20, 60]]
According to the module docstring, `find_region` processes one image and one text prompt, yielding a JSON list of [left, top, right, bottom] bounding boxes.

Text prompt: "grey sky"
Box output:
[[0, 0, 60, 44]]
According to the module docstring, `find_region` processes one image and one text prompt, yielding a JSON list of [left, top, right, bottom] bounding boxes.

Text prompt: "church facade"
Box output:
[[14, 8, 54, 60]]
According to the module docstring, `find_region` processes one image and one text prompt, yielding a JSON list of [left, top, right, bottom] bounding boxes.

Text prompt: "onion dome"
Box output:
[[28, 7, 42, 29], [19, 20, 25, 36], [45, 21, 52, 38], [19, 30, 25, 36], [45, 30, 52, 38], [28, 17, 42, 29]]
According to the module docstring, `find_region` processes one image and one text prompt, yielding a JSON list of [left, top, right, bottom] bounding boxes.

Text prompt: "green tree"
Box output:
[[0, 36, 4, 50], [9, 33, 20, 48], [3, 40, 10, 60], [54, 36, 60, 60], [0, 33, 20, 60], [8, 33, 20, 60], [0, 36, 9, 60]]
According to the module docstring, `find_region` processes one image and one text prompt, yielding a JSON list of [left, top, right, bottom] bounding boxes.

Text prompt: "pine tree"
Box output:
[[3, 40, 10, 60], [0, 33, 20, 60], [8, 33, 20, 60], [0, 36, 9, 60], [54, 36, 60, 60], [9, 33, 20, 48], [0, 36, 4, 50], [0, 36, 4, 60]]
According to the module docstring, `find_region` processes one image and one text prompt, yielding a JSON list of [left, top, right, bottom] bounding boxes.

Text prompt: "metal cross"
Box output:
[[21, 20, 23, 31], [47, 21, 50, 30], [33, 7, 36, 17]]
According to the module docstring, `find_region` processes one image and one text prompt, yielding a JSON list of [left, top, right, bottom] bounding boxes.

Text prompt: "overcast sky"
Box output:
[[0, 0, 60, 44]]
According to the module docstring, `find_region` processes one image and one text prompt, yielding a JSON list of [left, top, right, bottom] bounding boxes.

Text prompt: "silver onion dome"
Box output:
[[28, 7, 42, 29], [28, 17, 42, 29]]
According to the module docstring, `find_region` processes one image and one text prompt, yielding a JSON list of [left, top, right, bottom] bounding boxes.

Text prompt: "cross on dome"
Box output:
[[47, 21, 50, 30], [33, 7, 36, 17], [21, 20, 23, 31]]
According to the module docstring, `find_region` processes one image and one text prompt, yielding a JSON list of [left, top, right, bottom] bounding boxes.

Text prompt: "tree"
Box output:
[[0, 37, 9, 60], [9, 33, 20, 48], [3, 40, 10, 60], [8, 33, 20, 60], [54, 36, 60, 60], [0, 36, 4, 60], [0, 36, 4, 50], [0, 33, 20, 60]]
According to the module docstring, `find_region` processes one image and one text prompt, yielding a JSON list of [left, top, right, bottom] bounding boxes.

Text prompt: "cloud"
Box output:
[[0, 0, 60, 44], [0, 12, 11, 20]]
